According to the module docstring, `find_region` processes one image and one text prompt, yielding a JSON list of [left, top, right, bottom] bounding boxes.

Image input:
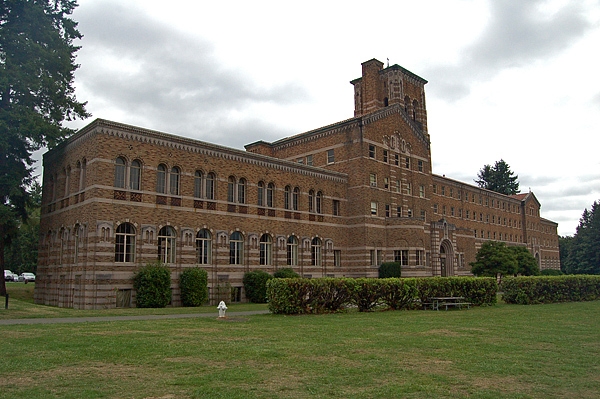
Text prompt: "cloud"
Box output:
[[425, 0, 592, 101], [72, 1, 308, 144]]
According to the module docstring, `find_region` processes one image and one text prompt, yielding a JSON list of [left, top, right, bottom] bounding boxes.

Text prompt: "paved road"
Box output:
[[0, 310, 271, 326]]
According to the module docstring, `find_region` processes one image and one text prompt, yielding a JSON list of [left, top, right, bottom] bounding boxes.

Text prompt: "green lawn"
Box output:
[[1, 289, 599, 398]]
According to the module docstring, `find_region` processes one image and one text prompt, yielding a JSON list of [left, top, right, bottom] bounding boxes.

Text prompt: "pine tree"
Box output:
[[475, 159, 520, 195], [1, 0, 89, 297]]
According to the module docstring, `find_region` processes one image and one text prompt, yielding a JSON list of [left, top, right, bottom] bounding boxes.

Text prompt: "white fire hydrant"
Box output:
[[217, 300, 227, 318]]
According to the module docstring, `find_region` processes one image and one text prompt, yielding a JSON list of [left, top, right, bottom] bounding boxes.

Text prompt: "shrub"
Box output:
[[349, 278, 385, 312], [179, 267, 208, 307], [243, 270, 273, 303], [273, 268, 300, 279], [379, 262, 401, 278], [133, 262, 171, 308], [541, 269, 563, 276], [380, 278, 419, 310]]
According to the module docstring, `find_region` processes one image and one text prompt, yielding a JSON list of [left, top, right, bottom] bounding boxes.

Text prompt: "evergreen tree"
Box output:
[[566, 201, 600, 274], [1, 0, 89, 296], [509, 246, 540, 276], [470, 241, 518, 279], [475, 159, 520, 195]]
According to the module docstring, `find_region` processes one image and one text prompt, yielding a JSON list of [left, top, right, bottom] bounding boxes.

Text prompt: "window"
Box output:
[[287, 236, 298, 266], [169, 167, 180, 195], [266, 183, 274, 207], [370, 201, 378, 216], [333, 200, 340, 216], [394, 249, 409, 266], [327, 149, 335, 164], [158, 226, 176, 264], [418, 160, 424, 172], [433, 204, 438, 213], [369, 145, 375, 158], [115, 223, 135, 262], [194, 171, 203, 198], [385, 204, 390, 217], [227, 176, 236, 202], [206, 173, 215, 200], [441, 186, 446, 196], [308, 190, 314, 212], [293, 187, 299, 211], [405, 183, 412, 196], [384, 178, 389, 189], [257, 181, 265, 206], [405, 157, 410, 169], [394, 154, 399, 166], [229, 231, 243, 265], [196, 229, 211, 264], [259, 234, 272, 266], [416, 250, 424, 266], [156, 164, 167, 194], [311, 237, 322, 266], [397, 206, 402, 218], [334, 250, 341, 267], [370, 173, 377, 187], [236, 178, 246, 203], [408, 208, 413, 218], [130, 160, 141, 190], [114, 157, 126, 188], [419, 185, 425, 198], [284, 186, 291, 210], [306, 155, 313, 166], [383, 150, 388, 163], [316, 191, 322, 214]]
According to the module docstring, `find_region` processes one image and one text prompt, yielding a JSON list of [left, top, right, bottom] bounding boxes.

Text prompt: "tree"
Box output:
[[470, 241, 518, 279], [562, 201, 600, 275], [0, 0, 89, 296], [475, 159, 520, 195], [509, 246, 540, 276]]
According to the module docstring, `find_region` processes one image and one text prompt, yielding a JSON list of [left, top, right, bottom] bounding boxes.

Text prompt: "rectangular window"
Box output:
[[370, 201, 377, 216], [306, 155, 313, 166], [333, 200, 340, 216], [385, 204, 390, 217], [397, 206, 402, 218], [383, 150, 388, 163], [394, 154, 399, 166], [407, 208, 412, 218], [419, 185, 425, 198], [418, 160, 424, 172], [433, 204, 438, 213], [441, 186, 446, 196], [384, 178, 389, 189], [416, 250, 424, 266], [327, 149, 335, 164], [405, 157, 410, 169], [370, 173, 377, 187], [394, 250, 409, 266], [334, 250, 341, 267], [297, 158, 304, 164], [369, 145, 375, 158], [405, 183, 412, 196]]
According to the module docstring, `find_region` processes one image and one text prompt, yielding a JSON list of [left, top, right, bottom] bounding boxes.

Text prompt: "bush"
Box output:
[[541, 269, 563, 276], [380, 278, 419, 310], [133, 262, 171, 308], [243, 270, 273, 303], [379, 262, 401, 278], [273, 268, 300, 279], [179, 267, 208, 307], [502, 275, 600, 304]]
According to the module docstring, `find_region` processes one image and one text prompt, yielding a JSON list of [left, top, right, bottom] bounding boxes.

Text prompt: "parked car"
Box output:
[[18, 272, 36, 282], [4, 270, 17, 281]]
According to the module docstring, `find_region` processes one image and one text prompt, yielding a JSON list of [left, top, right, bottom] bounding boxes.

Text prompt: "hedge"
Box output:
[[266, 276, 497, 314], [243, 270, 273, 303], [502, 275, 600, 304]]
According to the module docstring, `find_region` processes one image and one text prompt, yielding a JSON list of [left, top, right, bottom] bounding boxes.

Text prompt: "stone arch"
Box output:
[[439, 239, 454, 277]]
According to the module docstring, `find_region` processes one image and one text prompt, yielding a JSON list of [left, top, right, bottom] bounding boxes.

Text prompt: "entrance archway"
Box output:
[[439, 240, 454, 277]]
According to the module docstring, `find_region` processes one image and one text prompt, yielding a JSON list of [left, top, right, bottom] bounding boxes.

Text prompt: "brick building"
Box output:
[[35, 59, 560, 309]]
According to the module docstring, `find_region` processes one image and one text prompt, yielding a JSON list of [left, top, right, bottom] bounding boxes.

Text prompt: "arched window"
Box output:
[[130, 160, 141, 190], [169, 166, 180, 195], [311, 237, 322, 266], [227, 176, 236, 202], [308, 190, 315, 213], [206, 173, 215, 200], [267, 183, 275, 207], [316, 191, 323, 214], [194, 171, 203, 198], [287, 236, 298, 266], [257, 181, 265, 206], [404, 96, 410, 113], [259, 234, 272, 266], [114, 157, 126, 188], [412, 100, 418, 120], [156, 164, 167, 194], [293, 187, 300, 211], [115, 223, 136, 263], [284, 186, 292, 210], [158, 226, 176, 264], [196, 229, 212, 264], [78, 159, 86, 191], [238, 178, 246, 204], [229, 231, 243, 265]]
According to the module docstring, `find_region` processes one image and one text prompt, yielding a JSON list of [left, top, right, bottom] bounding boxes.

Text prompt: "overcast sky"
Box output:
[[61, 0, 600, 236]]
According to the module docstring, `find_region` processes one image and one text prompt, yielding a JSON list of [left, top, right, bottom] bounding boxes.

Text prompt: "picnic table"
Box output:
[[424, 296, 471, 311]]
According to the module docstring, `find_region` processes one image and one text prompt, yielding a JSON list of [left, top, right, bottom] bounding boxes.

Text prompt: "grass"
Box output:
[[1, 286, 600, 398]]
